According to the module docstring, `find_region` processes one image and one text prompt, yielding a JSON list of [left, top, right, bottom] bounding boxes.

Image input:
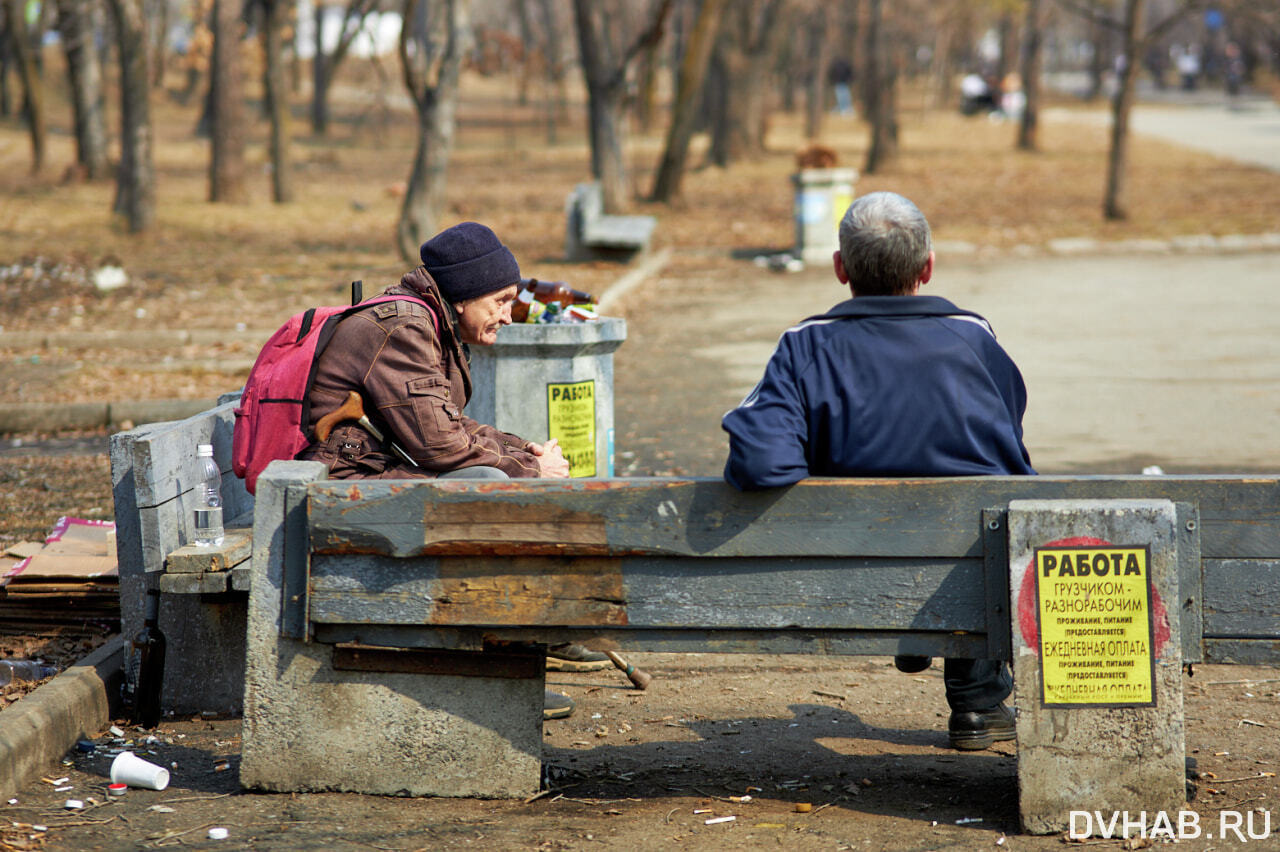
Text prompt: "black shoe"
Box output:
[[894, 654, 933, 673], [948, 702, 1016, 750], [546, 643, 611, 672], [544, 689, 575, 721]]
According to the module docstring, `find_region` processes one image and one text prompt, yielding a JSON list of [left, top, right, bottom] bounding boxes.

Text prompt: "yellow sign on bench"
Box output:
[[1035, 545, 1156, 707]]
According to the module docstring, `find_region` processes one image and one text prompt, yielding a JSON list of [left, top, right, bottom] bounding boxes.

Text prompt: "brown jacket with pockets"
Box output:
[[298, 266, 541, 479]]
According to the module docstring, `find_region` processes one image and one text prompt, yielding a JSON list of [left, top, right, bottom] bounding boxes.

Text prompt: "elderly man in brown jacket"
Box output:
[[300, 221, 601, 719]]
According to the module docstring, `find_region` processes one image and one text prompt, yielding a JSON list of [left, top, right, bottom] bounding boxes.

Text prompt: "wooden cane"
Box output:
[[604, 650, 652, 690], [314, 390, 419, 467]]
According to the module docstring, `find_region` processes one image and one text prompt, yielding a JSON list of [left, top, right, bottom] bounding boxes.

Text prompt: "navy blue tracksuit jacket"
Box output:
[[722, 294, 1035, 489]]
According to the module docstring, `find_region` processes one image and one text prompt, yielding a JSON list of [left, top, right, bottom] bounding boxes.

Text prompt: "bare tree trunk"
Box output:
[[1016, 0, 1041, 151], [396, 0, 470, 263], [512, 0, 531, 106], [634, 30, 661, 134], [707, 0, 782, 167], [4, 0, 46, 172], [311, 0, 377, 135], [262, 0, 292, 202], [1104, 0, 1143, 221], [535, 0, 566, 144], [863, 0, 892, 173], [0, 36, 12, 117], [803, 4, 831, 141], [209, 0, 247, 202], [58, 0, 110, 179], [650, 0, 725, 203], [109, 0, 155, 230], [572, 0, 673, 212], [148, 0, 168, 87]]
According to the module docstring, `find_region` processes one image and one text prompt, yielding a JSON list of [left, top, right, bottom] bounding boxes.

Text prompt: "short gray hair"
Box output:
[[837, 192, 932, 296]]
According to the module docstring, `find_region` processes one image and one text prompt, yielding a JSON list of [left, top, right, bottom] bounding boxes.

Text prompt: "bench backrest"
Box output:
[[110, 392, 253, 713], [278, 475, 1280, 666]]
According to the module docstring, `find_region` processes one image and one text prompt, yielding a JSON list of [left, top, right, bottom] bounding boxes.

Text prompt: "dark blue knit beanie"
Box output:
[[419, 222, 521, 303]]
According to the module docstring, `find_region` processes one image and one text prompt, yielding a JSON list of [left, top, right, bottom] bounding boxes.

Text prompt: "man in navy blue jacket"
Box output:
[[722, 191, 1035, 750]]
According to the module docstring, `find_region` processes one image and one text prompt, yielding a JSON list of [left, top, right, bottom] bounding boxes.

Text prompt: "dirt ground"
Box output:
[[4, 59, 1280, 851], [3, 655, 1279, 851]]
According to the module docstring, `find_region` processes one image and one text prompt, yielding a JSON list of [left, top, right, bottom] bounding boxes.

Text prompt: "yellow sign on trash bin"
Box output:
[[547, 380, 596, 478], [1035, 545, 1156, 707]]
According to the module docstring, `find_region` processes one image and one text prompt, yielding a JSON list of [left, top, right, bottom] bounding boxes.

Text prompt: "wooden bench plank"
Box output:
[[306, 477, 1280, 560], [1202, 558, 1280, 638], [159, 571, 230, 594], [165, 527, 252, 573], [307, 554, 987, 632]]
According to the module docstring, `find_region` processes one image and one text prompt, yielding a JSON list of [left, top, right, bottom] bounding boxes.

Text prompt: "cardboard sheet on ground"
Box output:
[[3, 518, 118, 585]]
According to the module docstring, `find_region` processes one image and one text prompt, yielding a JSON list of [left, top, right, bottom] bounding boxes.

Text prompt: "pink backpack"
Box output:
[[232, 293, 436, 494]]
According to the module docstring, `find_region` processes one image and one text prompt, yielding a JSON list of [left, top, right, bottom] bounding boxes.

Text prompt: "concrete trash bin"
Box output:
[[791, 167, 857, 264], [466, 317, 627, 478]]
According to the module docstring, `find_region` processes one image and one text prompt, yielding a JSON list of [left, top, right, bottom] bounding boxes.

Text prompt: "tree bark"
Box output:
[[4, 0, 47, 172], [395, 0, 469, 263], [108, 0, 156, 231], [863, 0, 897, 173], [311, 0, 377, 135], [209, 0, 247, 202], [1103, 0, 1143, 221], [1016, 0, 1041, 151], [572, 0, 673, 212], [148, 0, 168, 87], [707, 0, 781, 167], [57, 0, 110, 179], [803, 4, 831, 141], [262, 0, 293, 202], [650, 0, 726, 203], [535, 0, 567, 144]]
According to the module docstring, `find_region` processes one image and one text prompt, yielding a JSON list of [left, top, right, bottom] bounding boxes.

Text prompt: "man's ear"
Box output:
[[833, 251, 850, 284], [918, 251, 935, 287]]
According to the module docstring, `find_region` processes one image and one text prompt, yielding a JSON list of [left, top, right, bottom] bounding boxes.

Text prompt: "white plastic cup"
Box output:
[[110, 751, 170, 791]]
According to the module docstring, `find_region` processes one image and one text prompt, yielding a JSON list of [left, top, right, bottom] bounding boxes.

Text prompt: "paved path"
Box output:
[[1046, 94, 1280, 173], [618, 248, 1280, 477]]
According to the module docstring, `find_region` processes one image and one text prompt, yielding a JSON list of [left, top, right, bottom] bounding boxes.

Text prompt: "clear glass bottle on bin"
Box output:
[[131, 588, 167, 728], [194, 444, 224, 547], [0, 659, 58, 686]]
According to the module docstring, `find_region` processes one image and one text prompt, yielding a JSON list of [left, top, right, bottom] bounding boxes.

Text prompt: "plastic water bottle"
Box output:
[[0, 659, 58, 686], [194, 444, 224, 547]]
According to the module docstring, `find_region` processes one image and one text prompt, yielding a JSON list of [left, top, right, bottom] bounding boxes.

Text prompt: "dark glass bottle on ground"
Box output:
[[132, 588, 167, 728]]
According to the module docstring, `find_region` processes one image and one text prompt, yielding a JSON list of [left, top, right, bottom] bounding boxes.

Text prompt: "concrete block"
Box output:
[[239, 462, 544, 798], [1008, 499, 1185, 835]]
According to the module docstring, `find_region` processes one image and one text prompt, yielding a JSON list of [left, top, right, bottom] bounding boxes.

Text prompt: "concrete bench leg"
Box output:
[[239, 463, 544, 798], [1007, 499, 1185, 834]]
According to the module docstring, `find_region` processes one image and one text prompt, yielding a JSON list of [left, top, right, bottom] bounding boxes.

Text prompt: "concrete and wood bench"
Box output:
[[110, 393, 253, 714], [564, 182, 656, 262], [237, 465, 1280, 832]]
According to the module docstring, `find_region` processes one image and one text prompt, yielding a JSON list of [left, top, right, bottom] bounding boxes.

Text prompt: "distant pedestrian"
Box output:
[[1176, 45, 1201, 91], [828, 57, 854, 116]]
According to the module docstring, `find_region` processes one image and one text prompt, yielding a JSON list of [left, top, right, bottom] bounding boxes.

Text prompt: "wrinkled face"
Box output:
[[455, 285, 518, 345]]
